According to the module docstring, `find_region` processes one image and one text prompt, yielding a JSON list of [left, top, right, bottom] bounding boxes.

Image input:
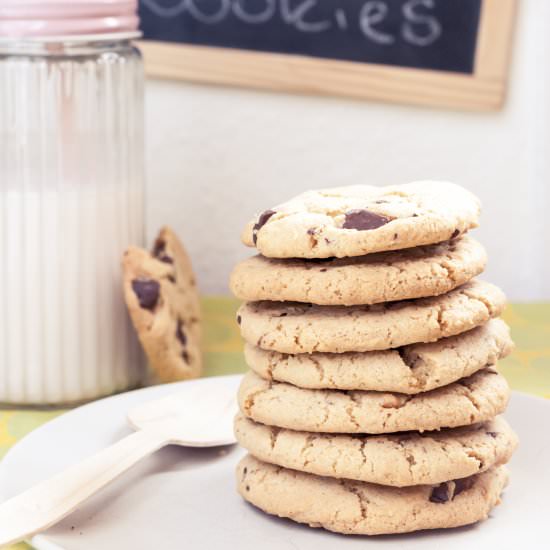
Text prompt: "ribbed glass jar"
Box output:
[[0, 34, 146, 405]]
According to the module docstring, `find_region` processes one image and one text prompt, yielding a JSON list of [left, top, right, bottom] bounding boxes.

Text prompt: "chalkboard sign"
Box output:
[[138, 0, 516, 110]]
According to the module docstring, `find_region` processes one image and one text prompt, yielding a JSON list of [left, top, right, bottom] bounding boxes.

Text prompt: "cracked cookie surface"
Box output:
[[235, 414, 517, 487], [237, 455, 508, 535], [241, 181, 480, 259], [232, 237, 486, 306], [238, 280, 505, 354], [237, 367, 509, 433], [245, 319, 513, 393], [123, 226, 201, 382]]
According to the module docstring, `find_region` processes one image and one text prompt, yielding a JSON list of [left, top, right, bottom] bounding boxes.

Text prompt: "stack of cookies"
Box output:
[[230, 181, 518, 536]]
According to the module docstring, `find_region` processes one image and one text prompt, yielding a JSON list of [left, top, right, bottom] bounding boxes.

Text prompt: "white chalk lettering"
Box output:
[[280, 0, 332, 33], [402, 0, 441, 46], [335, 8, 348, 30], [359, 1, 395, 45], [143, 0, 445, 48]]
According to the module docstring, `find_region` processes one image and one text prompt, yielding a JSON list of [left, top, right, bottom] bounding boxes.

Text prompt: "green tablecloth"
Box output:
[[1, 297, 549, 549]]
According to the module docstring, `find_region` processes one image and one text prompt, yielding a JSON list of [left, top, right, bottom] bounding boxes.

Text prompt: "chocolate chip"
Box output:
[[168, 274, 176, 284], [158, 254, 173, 264], [451, 229, 460, 239], [429, 482, 450, 503], [176, 320, 189, 362], [152, 238, 174, 264], [454, 476, 475, 497], [252, 210, 276, 245], [430, 476, 475, 504], [152, 238, 165, 257], [176, 320, 187, 346], [237, 315, 242, 325], [319, 268, 327, 272], [132, 279, 160, 310], [486, 431, 498, 438], [307, 228, 316, 235], [245, 485, 250, 492], [342, 209, 391, 231]]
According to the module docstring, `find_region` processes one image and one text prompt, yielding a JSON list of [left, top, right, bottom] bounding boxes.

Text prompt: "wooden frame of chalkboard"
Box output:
[[138, 0, 516, 111]]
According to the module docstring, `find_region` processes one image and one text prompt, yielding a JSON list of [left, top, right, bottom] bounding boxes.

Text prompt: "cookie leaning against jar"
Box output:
[[123, 226, 202, 383]]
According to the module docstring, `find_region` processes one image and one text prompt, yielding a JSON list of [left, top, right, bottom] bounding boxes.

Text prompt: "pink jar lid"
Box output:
[[0, 0, 139, 38]]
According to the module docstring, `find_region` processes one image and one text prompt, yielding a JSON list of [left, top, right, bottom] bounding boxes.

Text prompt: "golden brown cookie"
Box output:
[[237, 455, 509, 535], [238, 280, 506, 354], [242, 181, 480, 258], [244, 319, 513, 393], [231, 237, 486, 306], [123, 227, 201, 382], [235, 414, 517, 487], [238, 367, 510, 434]]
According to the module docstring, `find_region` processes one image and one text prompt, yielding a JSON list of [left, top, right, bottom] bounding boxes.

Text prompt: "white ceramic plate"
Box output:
[[1, 376, 549, 549]]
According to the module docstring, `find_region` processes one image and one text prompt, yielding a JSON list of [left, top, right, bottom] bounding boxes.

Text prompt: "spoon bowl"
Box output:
[[128, 379, 238, 446]]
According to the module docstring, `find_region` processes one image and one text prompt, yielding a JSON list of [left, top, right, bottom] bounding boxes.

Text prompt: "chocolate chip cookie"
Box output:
[[231, 236, 486, 306], [242, 181, 480, 258], [123, 227, 201, 382], [238, 280, 506, 354], [235, 414, 517, 487], [238, 367, 510, 434], [237, 455, 509, 535], [245, 318, 513, 393]]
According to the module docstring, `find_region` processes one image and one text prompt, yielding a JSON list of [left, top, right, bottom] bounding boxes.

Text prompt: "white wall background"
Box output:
[[144, 0, 549, 301]]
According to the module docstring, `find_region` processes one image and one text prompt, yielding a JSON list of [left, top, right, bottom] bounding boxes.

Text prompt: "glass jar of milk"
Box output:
[[0, 1, 145, 404]]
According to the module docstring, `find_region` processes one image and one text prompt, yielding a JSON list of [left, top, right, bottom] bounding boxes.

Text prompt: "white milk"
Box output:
[[0, 187, 145, 404], [1, 35, 145, 405]]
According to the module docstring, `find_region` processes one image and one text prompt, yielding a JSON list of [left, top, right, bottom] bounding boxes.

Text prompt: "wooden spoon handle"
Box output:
[[0, 429, 169, 547]]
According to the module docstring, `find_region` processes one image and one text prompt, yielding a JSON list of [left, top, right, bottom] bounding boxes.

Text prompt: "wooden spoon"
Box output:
[[0, 382, 237, 548]]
